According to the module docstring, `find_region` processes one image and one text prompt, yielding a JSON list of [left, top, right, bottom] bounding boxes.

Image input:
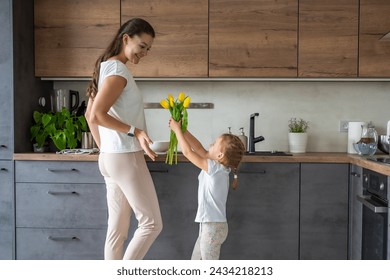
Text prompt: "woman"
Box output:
[[85, 18, 162, 260]]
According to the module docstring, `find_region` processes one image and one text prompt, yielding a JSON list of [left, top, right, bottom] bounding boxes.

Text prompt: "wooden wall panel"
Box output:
[[298, 0, 359, 77], [121, 0, 208, 77], [209, 0, 298, 77], [359, 0, 390, 77], [34, 0, 119, 77]]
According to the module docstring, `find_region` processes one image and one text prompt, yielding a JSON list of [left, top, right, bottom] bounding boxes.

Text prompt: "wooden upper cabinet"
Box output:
[[209, 0, 298, 78], [121, 0, 208, 77], [298, 0, 359, 78], [34, 0, 390, 79], [359, 0, 390, 77], [34, 0, 120, 77]]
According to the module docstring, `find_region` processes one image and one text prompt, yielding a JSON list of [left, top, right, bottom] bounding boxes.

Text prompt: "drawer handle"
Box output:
[[47, 168, 78, 172], [357, 194, 388, 213], [48, 236, 79, 241], [47, 191, 79, 195], [149, 169, 169, 173], [240, 170, 266, 174], [0, 168, 8, 171], [351, 172, 361, 177], [0, 144, 7, 148]]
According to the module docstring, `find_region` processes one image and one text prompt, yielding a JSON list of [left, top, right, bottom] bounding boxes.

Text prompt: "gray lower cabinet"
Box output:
[[1, 0, 52, 259], [131, 162, 300, 260], [300, 163, 349, 260], [16, 228, 106, 260], [0, 161, 14, 259], [0, 0, 13, 161], [0, 0, 15, 260], [15, 160, 107, 260], [348, 164, 363, 260], [221, 163, 300, 260], [133, 162, 199, 260], [12, 160, 352, 260]]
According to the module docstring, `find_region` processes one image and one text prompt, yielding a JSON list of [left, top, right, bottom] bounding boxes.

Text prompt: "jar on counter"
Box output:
[[354, 122, 378, 156]]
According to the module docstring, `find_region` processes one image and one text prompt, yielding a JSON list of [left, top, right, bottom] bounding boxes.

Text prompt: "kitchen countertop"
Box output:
[[13, 152, 390, 176]]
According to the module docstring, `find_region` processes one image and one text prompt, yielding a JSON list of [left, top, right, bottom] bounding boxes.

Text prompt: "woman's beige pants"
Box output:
[[99, 151, 162, 260]]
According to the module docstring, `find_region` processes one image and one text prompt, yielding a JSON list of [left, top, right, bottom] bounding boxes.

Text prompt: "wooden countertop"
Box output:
[[13, 152, 390, 176]]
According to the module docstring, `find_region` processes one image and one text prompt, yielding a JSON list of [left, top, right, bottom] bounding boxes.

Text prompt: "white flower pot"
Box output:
[[288, 132, 308, 153], [33, 143, 49, 153]]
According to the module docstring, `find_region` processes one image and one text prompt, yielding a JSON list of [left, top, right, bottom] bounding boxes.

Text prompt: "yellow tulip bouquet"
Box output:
[[160, 92, 190, 165]]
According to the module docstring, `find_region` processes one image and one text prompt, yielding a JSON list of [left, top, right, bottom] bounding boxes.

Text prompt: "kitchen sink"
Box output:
[[245, 151, 292, 156]]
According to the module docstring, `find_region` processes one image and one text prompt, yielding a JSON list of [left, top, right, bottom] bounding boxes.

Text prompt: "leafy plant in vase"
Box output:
[[30, 111, 50, 152], [30, 108, 88, 152], [288, 117, 309, 153]]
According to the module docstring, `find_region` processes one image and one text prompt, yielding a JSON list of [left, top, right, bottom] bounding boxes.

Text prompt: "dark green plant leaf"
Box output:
[[33, 111, 42, 123], [36, 133, 47, 148], [78, 116, 87, 131], [51, 132, 66, 151], [42, 114, 52, 127]]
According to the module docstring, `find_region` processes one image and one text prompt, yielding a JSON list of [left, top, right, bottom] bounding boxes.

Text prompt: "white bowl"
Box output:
[[149, 141, 169, 153]]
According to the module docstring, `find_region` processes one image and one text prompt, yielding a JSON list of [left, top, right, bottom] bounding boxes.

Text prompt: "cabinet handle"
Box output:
[[351, 172, 361, 177], [48, 236, 79, 241], [47, 191, 79, 195], [0, 145, 7, 148], [240, 170, 266, 174], [149, 169, 169, 173], [0, 168, 7, 172], [47, 168, 78, 172], [357, 194, 388, 213]]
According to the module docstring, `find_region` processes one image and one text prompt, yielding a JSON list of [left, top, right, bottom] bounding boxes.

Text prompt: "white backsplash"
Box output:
[[54, 81, 390, 153]]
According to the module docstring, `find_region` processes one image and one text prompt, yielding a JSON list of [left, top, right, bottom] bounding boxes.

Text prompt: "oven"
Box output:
[[357, 168, 390, 260]]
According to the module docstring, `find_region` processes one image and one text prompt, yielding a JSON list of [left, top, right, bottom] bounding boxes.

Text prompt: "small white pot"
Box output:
[[288, 132, 308, 153], [33, 143, 49, 153]]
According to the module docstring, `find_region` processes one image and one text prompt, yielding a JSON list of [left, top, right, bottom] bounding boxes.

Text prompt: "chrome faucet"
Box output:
[[248, 113, 265, 154]]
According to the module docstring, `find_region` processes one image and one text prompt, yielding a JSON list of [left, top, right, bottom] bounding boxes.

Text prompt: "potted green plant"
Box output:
[[30, 108, 88, 151], [288, 117, 309, 153], [30, 111, 51, 152]]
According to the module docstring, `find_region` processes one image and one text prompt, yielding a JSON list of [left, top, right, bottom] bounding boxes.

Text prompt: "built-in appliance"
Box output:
[[357, 168, 390, 259]]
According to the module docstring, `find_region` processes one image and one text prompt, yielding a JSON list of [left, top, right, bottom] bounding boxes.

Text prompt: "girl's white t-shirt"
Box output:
[[195, 159, 231, 223], [98, 60, 146, 153]]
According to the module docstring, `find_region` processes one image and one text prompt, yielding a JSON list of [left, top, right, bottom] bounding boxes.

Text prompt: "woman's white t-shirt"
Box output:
[[195, 159, 231, 223], [98, 60, 146, 153]]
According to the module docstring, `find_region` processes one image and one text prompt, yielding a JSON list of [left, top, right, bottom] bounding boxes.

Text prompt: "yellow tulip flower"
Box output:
[[160, 99, 169, 109], [178, 92, 185, 102], [183, 96, 191, 108], [162, 91, 191, 165], [168, 95, 174, 107]]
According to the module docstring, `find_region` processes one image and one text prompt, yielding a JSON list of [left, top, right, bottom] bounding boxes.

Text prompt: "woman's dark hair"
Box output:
[[218, 134, 245, 190], [86, 18, 155, 99]]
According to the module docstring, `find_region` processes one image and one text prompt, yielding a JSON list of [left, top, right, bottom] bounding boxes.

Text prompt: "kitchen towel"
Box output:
[[348, 121, 366, 154]]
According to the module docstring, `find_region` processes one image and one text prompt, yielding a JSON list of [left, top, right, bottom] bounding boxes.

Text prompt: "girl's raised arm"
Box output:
[[169, 118, 208, 172]]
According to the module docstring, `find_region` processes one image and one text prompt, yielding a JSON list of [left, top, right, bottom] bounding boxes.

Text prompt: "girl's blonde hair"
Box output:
[[218, 133, 245, 190]]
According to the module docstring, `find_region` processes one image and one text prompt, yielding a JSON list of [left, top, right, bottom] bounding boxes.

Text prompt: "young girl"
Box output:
[[169, 118, 245, 260]]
